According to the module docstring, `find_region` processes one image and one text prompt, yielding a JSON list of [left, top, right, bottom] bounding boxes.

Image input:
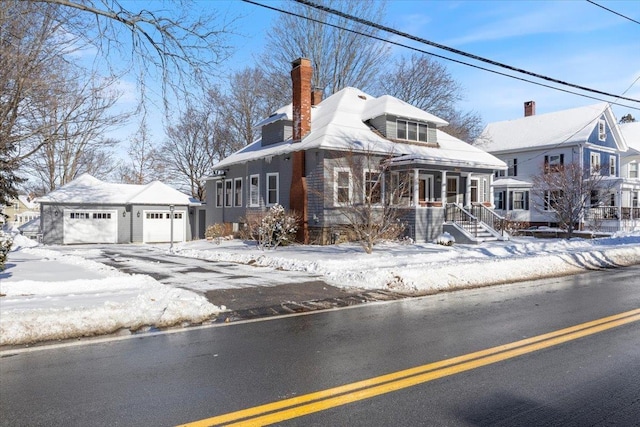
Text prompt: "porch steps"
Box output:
[[444, 221, 500, 244]]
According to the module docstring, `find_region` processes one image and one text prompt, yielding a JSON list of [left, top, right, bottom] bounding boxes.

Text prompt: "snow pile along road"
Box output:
[[0, 238, 223, 346]]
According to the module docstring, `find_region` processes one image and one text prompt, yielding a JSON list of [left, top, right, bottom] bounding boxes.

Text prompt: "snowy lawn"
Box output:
[[2, 232, 640, 346]]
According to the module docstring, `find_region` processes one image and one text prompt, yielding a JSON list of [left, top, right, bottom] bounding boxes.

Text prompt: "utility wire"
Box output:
[[294, 0, 640, 104], [241, 0, 639, 112], [586, 0, 640, 25]]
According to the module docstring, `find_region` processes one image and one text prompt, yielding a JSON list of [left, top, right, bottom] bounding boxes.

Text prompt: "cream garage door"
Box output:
[[63, 209, 118, 244], [143, 210, 185, 243]]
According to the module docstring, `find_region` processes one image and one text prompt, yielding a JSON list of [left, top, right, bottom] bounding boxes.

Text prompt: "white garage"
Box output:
[[63, 209, 118, 244], [142, 210, 185, 243]]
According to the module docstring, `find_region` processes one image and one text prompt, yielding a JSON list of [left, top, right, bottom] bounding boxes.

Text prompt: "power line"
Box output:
[[241, 0, 639, 112], [294, 0, 640, 105], [586, 0, 640, 25]]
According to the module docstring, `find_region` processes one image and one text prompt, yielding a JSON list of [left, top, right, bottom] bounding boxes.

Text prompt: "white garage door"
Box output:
[[143, 210, 185, 243], [63, 209, 118, 244]]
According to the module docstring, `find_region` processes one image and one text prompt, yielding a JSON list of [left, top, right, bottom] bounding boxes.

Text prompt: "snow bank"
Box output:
[[0, 247, 223, 346]]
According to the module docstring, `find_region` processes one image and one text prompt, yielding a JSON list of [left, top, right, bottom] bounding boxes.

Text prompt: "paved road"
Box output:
[[2, 266, 639, 426]]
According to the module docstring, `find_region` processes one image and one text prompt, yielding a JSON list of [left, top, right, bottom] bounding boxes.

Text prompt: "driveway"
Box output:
[[44, 244, 400, 317]]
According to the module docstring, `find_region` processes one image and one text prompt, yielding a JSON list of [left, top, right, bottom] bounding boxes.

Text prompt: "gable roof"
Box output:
[[620, 121, 640, 154], [213, 87, 505, 171], [37, 174, 199, 205], [477, 103, 628, 154]]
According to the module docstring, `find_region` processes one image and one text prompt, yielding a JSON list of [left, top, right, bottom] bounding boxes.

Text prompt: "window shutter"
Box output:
[[560, 154, 564, 164], [524, 191, 529, 210], [544, 155, 549, 173], [509, 191, 513, 210], [513, 159, 518, 177]]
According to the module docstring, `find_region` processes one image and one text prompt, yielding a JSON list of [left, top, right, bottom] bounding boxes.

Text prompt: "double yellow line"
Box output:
[[179, 308, 640, 427]]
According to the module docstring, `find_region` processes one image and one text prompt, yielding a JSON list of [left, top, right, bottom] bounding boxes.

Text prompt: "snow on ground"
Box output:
[[0, 235, 221, 346], [2, 232, 640, 346]]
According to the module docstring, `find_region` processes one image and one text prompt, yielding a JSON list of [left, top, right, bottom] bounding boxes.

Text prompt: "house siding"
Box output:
[[261, 121, 293, 146]]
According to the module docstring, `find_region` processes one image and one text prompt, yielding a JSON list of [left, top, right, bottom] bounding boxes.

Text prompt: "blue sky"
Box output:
[[114, 0, 640, 143]]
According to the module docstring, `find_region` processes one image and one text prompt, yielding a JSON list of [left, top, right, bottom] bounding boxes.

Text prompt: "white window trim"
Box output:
[[249, 174, 260, 207], [266, 173, 279, 206], [590, 152, 601, 174], [234, 177, 243, 207], [512, 191, 526, 210], [224, 179, 232, 207], [334, 167, 352, 206], [396, 119, 430, 143], [364, 169, 382, 205], [609, 156, 616, 176], [629, 162, 639, 179], [598, 119, 606, 141], [215, 180, 223, 208]]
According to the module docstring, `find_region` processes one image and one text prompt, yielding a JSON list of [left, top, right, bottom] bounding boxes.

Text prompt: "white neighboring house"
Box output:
[[620, 121, 640, 219], [477, 101, 638, 232], [37, 174, 202, 245]]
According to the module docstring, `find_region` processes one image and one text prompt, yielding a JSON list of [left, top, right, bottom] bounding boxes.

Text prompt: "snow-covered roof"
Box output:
[[493, 178, 532, 188], [254, 104, 293, 128], [620, 121, 640, 153], [360, 94, 449, 126], [477, 103, 627, 154], [17, 195, 38, 210], [213, 87, 505, 171], [37, 174, 199, 206]]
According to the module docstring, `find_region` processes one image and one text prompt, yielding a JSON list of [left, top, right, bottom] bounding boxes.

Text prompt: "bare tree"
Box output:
[[162, 105, 234, 200], [531, 161, 614, 238], [262, 0, 390, 103], [22, 69, 128, 191], [378, 54, 483, 142], [328, 150, 409, 253], [119, 118, 164, 184], [30, 0, 235, 109], [213, 67, 284, 147], [1, 0, 235, 204]]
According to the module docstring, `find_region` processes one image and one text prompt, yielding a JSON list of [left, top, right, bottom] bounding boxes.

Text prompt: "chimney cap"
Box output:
[[291, 57, 311, 68]]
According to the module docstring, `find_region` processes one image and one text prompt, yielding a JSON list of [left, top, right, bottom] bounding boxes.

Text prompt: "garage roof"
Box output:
[[38, 174, 199, 206]]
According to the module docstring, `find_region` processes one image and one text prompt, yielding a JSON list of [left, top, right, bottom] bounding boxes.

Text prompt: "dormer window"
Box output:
[[397, 119, 430, 143]]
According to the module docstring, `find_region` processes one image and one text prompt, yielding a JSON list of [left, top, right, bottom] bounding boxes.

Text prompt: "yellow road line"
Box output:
[[178, 308, 640, 427]]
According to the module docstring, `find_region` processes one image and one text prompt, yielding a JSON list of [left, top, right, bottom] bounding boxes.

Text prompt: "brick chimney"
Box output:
[[290, 58, 311, 243], [311, 87, 323, 106], [524, 100, 536, 117], [291, 58, 312, 141]]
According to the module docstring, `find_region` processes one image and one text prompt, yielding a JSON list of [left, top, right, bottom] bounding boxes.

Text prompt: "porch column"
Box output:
[[465, 172, 472, 208], [489, 174, 495, 207], [441, 170, 447, 204], [413, 169, 419, 207]]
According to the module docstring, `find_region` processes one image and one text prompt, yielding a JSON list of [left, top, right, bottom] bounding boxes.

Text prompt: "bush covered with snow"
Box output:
[[434, 232, 455, 246], [257, 204, 299, 250]]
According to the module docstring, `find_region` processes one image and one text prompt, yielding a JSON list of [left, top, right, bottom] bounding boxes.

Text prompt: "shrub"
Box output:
[[205, 223, 226, 244], [239, 205, 299, 250]]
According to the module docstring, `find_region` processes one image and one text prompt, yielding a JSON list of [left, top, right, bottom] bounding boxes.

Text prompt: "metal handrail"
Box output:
[[446, 203, 479, 237], [470, 202, 506, 235]]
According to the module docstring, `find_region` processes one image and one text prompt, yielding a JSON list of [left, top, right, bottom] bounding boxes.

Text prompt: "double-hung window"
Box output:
[[215, 181, 223, 207], [598, 119, 606, 141], [609, 156, 616, 176], [249, 175, 260, 206], [234, 178, 243, 207], [266, 173, 279, 206], [335, 168, 351, 205], [396, 119, 430, 143], [364, 171, 381, 204], [225, 180, 232, 207], [590, 152, 601, 175], [630, 162, 639, 179]]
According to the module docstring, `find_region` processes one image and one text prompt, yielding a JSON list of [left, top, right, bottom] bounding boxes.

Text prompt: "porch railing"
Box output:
[[470, 202, 507, 235], [445, 203, 479, 237], [586, 206, 640, 222]]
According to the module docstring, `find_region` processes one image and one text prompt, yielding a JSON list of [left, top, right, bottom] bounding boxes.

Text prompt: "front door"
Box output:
[[446, 177, 459, 204]]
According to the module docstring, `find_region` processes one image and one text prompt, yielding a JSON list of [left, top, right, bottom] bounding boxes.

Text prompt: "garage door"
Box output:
[[63, 209, 118, 244], [142, 210, 185, 243]]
